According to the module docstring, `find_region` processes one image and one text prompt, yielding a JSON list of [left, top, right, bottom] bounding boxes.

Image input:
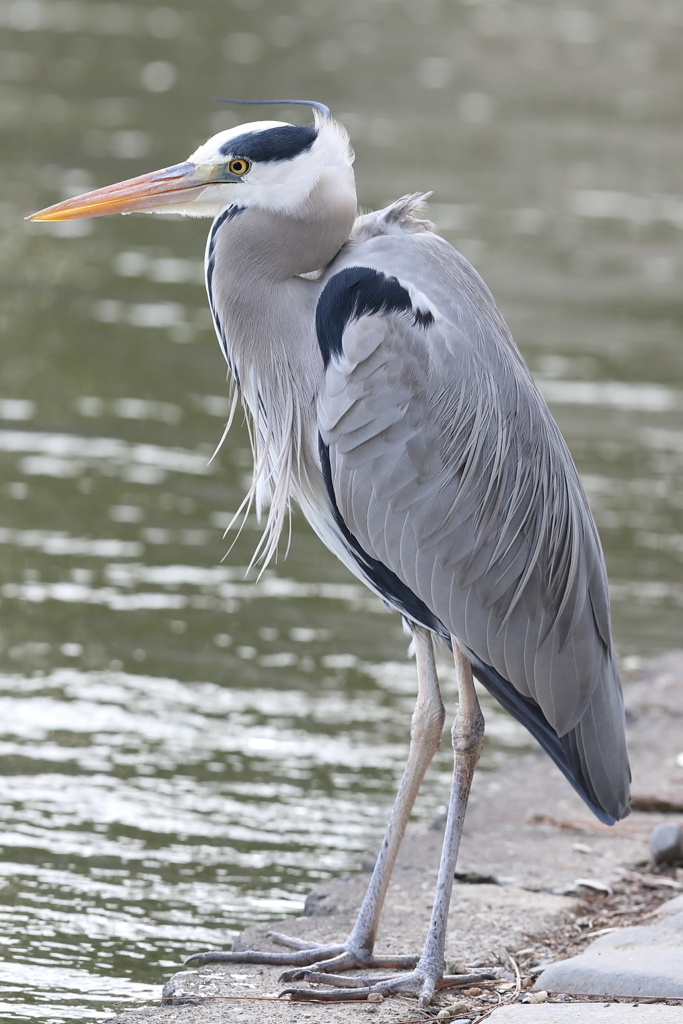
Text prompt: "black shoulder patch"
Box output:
[[316, 266, 434, 369], [219, 124, 317, 162]]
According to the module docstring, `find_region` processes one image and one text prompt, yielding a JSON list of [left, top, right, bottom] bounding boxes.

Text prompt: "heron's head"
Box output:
[[27, 113, 356, 223]]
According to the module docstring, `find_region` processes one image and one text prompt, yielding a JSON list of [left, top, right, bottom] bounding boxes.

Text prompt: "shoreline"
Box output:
[[103, 652, 683, 1022]]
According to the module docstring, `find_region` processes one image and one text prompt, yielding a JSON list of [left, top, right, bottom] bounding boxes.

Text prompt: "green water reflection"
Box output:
[[0, 0, 682, 1018]]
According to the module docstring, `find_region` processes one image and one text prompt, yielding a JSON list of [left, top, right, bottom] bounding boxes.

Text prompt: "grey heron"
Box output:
[[28, 100, 631, 1005]]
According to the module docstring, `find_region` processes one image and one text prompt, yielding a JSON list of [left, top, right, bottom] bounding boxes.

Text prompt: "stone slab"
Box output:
[[148, 883, 567, 1024], [99, 1001, 420, 1024], [659, 895, 683, 917], [536, 911, 683, 997], [233, 878, 572, 967], [487, 1007, 683, 1023]]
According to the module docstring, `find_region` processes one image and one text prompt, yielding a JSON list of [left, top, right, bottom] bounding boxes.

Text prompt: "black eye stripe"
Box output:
[[218, 124, 317, 162]]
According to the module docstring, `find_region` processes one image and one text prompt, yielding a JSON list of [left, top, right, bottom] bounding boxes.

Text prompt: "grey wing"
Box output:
[[316, 263, 630, 824]]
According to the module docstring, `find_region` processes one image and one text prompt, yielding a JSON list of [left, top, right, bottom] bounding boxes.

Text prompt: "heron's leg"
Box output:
[[284, 639, 485, 1005], [405, 641, 485, 1002], [339, 623, 446, 961], [185, 625, 445, 975]]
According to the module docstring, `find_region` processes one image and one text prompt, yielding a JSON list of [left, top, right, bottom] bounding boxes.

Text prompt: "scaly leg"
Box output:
[[185, 625, 446, 975], [284, 638, 486, 1004]]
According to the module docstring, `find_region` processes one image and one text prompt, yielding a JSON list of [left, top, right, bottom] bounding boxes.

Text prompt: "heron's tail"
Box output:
[[467, 649, 631, 825]]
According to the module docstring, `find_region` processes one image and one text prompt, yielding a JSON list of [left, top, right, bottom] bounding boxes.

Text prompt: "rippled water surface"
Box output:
[[1, 0, 683, 1018]]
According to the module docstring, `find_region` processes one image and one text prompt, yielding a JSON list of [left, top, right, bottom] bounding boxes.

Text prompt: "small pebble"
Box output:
[[521, 977, 533, 988], [366, 992, 383, 1003], [437, 1003, 469, 1018], [363, 1006, 377, 1015], [522, 991, 548, 1003], [574, 877, 612, 896], [463, 987, 482, 996]]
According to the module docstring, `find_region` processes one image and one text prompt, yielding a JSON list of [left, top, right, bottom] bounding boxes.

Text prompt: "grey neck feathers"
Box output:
[[207, 184, 357, 568]]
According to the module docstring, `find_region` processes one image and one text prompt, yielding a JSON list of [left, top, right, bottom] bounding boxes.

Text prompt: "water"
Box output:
[[0, 0, 682, 1018]]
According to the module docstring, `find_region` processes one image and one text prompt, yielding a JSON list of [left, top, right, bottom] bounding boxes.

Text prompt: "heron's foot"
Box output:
[[282, 968, 496, 1006], [184, 932, 419, 976], [278, 949, 419, 982]]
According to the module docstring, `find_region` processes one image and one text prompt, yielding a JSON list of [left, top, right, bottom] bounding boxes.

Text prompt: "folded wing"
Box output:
[[316, 250, 630, 824]]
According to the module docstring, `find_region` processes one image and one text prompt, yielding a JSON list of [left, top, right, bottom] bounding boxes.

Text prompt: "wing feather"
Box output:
[[315, 236, 630, 822]]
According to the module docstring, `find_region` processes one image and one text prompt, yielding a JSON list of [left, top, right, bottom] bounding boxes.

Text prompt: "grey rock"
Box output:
[[650, 822, 683, 864], [487, 1006, 683, 1022], [536, 909, 683, 997], [658, 893, 683, 916]]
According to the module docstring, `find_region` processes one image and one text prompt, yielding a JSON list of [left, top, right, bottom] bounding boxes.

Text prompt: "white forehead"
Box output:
[[189, 120, 291, 164]]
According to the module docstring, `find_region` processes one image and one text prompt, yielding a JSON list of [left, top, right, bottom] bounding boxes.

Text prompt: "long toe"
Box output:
[[266, 932, 320, 950], [184, 944, 345, 968], [287, 971, 396, 988], [282, 987, 374, 1002], [436, 971, 496, 989], [368, 954, 420, 969]]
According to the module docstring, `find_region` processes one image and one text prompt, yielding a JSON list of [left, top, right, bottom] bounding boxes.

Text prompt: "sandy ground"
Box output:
[[103, 653, 683, 1024]]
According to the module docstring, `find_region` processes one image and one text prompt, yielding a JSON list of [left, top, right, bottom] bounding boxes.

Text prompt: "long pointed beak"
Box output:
[[26, 162, 218, 221]]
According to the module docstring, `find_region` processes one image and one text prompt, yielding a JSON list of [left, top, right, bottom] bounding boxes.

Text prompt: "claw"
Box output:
[[278, 968, 307, 983]]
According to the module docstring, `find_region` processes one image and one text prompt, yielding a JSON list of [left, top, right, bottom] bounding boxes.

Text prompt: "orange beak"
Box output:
[[26, 161, 219, 222]]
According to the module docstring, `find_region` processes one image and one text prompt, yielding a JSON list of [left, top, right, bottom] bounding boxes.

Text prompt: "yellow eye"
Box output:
[[228, 158, 250, 176]]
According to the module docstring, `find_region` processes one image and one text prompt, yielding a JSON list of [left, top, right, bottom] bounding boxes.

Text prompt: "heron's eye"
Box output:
[[228, 158, 250, 176]]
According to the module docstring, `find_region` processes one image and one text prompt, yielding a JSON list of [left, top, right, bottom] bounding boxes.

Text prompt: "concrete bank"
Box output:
[[104, 653, 683, 1023]]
